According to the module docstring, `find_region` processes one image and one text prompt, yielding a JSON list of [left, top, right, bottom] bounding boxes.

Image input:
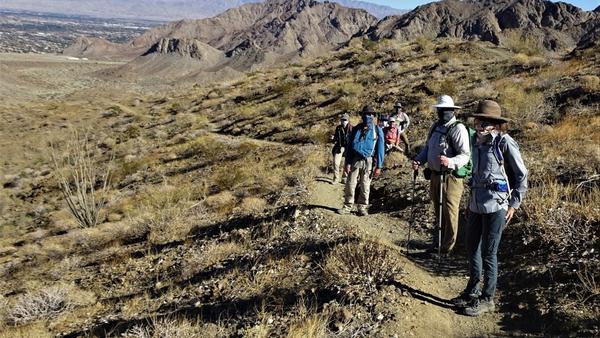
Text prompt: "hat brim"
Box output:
[[432, 104, 461, 109], [470, 113, 511, 122]]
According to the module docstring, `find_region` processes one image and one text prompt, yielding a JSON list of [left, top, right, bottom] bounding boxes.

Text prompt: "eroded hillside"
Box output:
[[0, 37, 599, 337]]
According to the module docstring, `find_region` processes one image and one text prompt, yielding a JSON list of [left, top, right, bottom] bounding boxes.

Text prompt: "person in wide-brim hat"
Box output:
[[470, 100, 511, 123]]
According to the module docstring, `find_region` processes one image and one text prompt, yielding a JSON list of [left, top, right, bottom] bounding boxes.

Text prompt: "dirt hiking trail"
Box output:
[[308, 177, 506, 337]]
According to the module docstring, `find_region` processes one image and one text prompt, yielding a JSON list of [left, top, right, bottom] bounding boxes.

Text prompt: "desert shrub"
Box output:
[[137, 183, 206, 244], [496, 80, 545, 123], [426, 79, 457, 97], [8, 286, 74, 324], [237, 197, 267, 215], [51, 131, 112, 228], [415, 36, 433, 53], [212, 166, 251, 191], [272, 80, 297, 96], [205, 191, 237, 215], [362, 38, 377, 51], [503, 30, 543, 56], [580, 75, 600, 93], [470, 83, 498, 100], [123, 317, 208, 338], [437, 51, 450, 63], [522, 180, 599, 279], [287, 314, 329, 338], [178, 134, 226, 161], [124, 125, 141, 139], [324, 240, 402, 293]]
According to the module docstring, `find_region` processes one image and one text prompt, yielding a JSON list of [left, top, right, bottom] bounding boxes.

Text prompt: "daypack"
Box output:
[[427, 121, 475, 178], [351, 124, 379, 160]]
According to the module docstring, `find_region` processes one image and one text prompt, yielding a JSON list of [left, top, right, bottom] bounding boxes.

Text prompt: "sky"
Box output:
[[364, 0, 599, 11]]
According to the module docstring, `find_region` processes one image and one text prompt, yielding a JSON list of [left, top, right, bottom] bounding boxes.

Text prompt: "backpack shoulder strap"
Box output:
[[493, 134, 508, 165]]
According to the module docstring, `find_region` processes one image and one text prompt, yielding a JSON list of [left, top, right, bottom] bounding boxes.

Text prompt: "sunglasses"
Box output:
[[474, 120, 495, 129]]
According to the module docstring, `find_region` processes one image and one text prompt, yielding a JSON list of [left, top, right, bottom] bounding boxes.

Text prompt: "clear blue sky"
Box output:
[[364, 0, 599, 11]]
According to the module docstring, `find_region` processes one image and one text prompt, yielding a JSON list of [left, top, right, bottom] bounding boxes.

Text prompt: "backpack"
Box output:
[[427, 121, 476, 178]]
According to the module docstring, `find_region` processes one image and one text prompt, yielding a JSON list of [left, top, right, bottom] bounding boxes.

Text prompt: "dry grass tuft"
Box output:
[[503, 30, 543, 56], [580, 75, 600, 93], [324, 240, 402, 292]]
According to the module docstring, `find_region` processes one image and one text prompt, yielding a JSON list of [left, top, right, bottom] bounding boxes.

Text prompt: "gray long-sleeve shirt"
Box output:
[[469, 134, 528, 214], [415, 117, 470, 172]]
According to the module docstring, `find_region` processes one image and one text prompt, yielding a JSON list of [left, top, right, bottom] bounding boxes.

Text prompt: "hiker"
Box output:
[[331, 113, 353, 184], [412, 95, 470, 254], [452, 100, 528, 316], [337, 105, 385, 216], [377, 114, 389, 129], [383, 116, 409, 154], [392, 102, 411, 154]]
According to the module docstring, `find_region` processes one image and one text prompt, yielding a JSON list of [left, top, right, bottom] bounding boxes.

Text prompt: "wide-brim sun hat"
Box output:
[[432, 95, 461, 109], [470, 100, 511, 123], [394, 102, 403, 109], [341, 113, 350, 120], [389, 116, 396, 122]]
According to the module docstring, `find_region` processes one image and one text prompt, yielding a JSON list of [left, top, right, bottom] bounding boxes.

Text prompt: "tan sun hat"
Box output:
[[470, 100, 511, 123]]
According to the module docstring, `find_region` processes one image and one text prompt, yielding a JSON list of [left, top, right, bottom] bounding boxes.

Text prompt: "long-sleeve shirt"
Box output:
[[396, 112, 410, 133], [414, 117, 470, 172], [345, 122, 385, 169], [332, 124, 352, 149], [469, 134, 528, 213]]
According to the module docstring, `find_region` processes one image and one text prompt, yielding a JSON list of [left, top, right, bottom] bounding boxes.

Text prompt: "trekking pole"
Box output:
[[406, 168, 418, 254], [438, 166, 445, 261]]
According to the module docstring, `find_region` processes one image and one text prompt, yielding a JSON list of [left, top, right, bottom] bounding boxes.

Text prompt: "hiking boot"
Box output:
[[451, 291, 480, 308], [357, 207, 369, 216], [464, 297, 495, 316], [337, 206, 352, 215]]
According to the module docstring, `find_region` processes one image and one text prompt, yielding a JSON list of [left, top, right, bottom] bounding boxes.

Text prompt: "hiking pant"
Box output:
[[344, 157, 372, 210], [400, 132, 410, 154], [430, 172, 464, 252], [465, 209, 506, 299], [332, 147, 346, 183]]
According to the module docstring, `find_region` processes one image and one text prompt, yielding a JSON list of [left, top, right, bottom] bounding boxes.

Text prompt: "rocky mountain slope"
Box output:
[[1, 0, 404, 21], [72, 0, 377, 79], [367, 0, 600, 52]]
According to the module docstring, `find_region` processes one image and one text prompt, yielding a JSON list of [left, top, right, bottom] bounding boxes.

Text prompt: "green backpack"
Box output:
[[428, 121, 476, 178]]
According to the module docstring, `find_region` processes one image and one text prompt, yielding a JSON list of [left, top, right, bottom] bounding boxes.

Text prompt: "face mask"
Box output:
[[477, 129, 499, 143], [362, 115, 373, 125], [341, 120, 349, 127], [437, 109, 454, 123]]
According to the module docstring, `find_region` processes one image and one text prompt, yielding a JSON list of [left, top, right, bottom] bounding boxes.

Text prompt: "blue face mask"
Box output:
[[362, 114, 373, 125]]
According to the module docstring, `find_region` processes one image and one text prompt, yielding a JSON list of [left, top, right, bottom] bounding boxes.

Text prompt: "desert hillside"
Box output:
[[0, 0, 599, 337]]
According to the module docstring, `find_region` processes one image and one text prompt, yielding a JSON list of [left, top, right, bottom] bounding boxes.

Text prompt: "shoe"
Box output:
[[337, 206, 352, 215], [357, 207, 369, 216], [451, 291, 480, 308], [464, 297, 495, 316]]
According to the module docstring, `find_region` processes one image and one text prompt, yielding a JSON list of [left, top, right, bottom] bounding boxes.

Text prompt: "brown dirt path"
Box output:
[[308, 177, 506, 337]]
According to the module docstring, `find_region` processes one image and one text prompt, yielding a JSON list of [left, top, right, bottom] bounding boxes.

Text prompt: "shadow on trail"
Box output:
[[387, 279, 456, 311], [404, 251, 468, 277], [306, 204, 339, 213]]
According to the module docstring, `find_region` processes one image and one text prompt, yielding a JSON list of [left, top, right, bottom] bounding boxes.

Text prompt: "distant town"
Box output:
[[0, 9, 161, 54]]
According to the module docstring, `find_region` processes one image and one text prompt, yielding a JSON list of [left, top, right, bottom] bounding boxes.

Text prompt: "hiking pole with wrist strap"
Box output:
[[406, 168, 418, 254]]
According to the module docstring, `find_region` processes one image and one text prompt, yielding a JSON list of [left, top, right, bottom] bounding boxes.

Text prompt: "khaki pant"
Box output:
[[332, 147, 346, 182], [344, 157, 372, 209], [430, 172, 464, 252]]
